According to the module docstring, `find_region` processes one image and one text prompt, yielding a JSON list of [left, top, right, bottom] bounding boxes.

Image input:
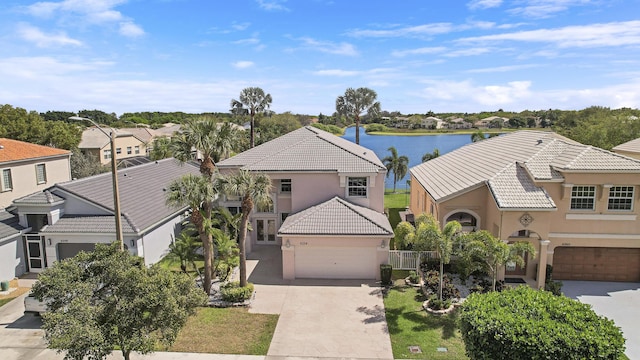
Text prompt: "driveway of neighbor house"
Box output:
[[244, 246, 394, 360], [562, 281, 640, 360]]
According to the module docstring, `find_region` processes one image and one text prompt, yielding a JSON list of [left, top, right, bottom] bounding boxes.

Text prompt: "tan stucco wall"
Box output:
[[94, 135, 146, 165], [1, 156, 71, 208]]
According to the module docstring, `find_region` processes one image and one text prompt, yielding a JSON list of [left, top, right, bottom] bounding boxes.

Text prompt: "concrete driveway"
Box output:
[[562, 281, 640, 360], [245, 246, 394, 359]]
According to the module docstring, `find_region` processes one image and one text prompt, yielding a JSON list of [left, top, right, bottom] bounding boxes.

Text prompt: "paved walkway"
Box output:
[[562, 281, 640, 360]]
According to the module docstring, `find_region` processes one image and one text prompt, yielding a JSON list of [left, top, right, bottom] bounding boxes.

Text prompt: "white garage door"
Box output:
[[294, 246, 377, 279]]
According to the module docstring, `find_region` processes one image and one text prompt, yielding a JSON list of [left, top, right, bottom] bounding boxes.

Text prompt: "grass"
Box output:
[[383, 280, 467, 359], [385, 190, 409, 247], [0, 279, 30, 308], [155, 256, 204, 278], [168, 307, 278, 355]]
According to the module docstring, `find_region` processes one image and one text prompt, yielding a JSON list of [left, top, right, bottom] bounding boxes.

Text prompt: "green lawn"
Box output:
[[168, 307, 278, 355], [385, 190, 409, 246], [0, 298, 14, 308], [155, 255, 204, 278], [383, 281, 467, 359]]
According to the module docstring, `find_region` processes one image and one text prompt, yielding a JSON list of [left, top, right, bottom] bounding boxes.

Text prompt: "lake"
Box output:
[[341, 127, 472, 190]]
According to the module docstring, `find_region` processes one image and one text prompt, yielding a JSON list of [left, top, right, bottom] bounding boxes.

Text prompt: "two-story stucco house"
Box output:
[[217, 126, 393, 280], [409, 130, 640, 288], [9, 158, 199, 275], [79, 127, 146, 166]]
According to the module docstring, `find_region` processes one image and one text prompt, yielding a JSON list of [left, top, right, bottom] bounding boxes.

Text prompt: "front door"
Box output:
[[505, 251, 528, 276], [25, 235, 46, 273], [256, 219, 276, 244]]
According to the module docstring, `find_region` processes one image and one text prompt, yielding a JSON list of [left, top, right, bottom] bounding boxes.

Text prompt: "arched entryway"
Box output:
[[444, 209, 480, 232], [505, 229, 541, 277]]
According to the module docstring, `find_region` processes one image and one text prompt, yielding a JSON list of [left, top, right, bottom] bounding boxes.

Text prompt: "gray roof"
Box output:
[[120, 127, 155, 143], [13, 191, 65, 205], [79, 128, 142, 149], [52, 158, 200, 233], [278, 196, 392, 236], [411, 130, 640, 209], [41, 215, 136, 234], [218, 126, 386, 173], [613, 138, 640, 154], [0, 210, 23, 240]]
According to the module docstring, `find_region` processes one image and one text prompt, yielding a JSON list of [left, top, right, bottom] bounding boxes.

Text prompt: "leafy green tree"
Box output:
[[231, 87, 273, 148], [460, 230, 536, 291], [460, 287, 625, 360], [393, 221, 414, 250], [166, 174, 217, 295], [32, 243, 206, 360], [70, 149, 109, 179], [215, 170, 272, 287], [78, 109, 118, 126], [470, 129, 486, 142], [211, 229, 239, 281], [422, 148, 440, 162], [0, 104, 47, 144], [40, 110, 77, 122], [212, 206, 243, 242], [44, 121, 82, 149], [336, 87, 381, 144], [255, 112, 301, 145], [382, 146, 409, 193], [149, 136, 173, 161]]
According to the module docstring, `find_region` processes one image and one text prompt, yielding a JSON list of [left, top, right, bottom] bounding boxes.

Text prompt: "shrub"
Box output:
[[423, 270, 460, 300], [545, 280, 563, 296], [365, 123, 388, 133], [427, 295, 452, 310], [220, 282, 254, 303], [380, 264, 393, 285], [408, 270, 420, 284], [460, 286, 625, 360]]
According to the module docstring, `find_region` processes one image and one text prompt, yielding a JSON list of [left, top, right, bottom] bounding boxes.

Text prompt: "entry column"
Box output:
[[536, 240, 551, 288]]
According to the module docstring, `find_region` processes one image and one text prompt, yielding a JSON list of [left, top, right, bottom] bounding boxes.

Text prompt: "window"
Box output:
[[570, 185, 596, 210], [126, 146, 132, 155], [134, 146, 140, 155], [1, 169, 13, 191], [281, 213, 289, 223], [280, 179, 291, 193], [608, 186, 634, 211], [35, 164, 47, 184], [116, 148, 122, 155], [347, 177, 367, 197], [103, 149, 112, 160], [256, 219, 276, 242], [227, 206, 241, 215]]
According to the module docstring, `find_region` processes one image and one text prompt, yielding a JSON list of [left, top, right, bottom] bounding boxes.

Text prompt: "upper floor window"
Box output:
[[280, 179, 291, 193], [126, 146, 132, 155], [1, 169, 13, 191], [134, 146, 140, 154], [570, 185, 595, 210], [347, 177, 368, 197], [35, 164, 47, 184], [104, 149, 112, 160], [608, 186, 634, 211], [116, 148, 122, 155]]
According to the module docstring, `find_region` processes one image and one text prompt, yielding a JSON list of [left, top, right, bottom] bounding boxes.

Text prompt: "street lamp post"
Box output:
[[70, 116, 124, 251]]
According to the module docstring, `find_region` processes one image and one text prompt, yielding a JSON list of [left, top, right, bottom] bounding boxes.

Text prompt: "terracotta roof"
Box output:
[[278, 196, 392, 236], [218, 126, 386, 173], [0, 138, 70, 163]]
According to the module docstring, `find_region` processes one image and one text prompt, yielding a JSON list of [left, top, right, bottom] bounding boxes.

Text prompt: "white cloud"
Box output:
[[256, 0, 290, 12], [466, 64, 541, 73], [313, 69, 360, 77], [458, 21, 640, 48], [17, 23, 82, 47], [467, 0, 503, 10], [119, 21, 144, 37], [391, 47, 446, 57], [445, 47, 493, 57], [508, 0, 598, 19], [348, 23, 454, 38], [417, 79, 531, 106], [232, 61, 255, 69], [294, 37, 358, 56]]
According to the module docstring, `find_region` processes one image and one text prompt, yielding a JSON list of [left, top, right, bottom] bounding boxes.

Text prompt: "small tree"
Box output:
[[381, 146, 409, 193], [166, 230, 202, 277], [421, 148, 440, 162], [460, 230, 536, 291], [32, 243, 206, 360], [460, 287, 625, 359]]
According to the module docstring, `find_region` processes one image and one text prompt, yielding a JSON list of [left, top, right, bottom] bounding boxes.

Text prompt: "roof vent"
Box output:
[[0, 145, 4, 150], [537, 139, 543, 145]]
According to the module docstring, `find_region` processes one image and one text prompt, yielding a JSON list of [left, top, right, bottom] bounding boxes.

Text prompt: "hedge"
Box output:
[[220, 282, 254, 303], [459, 286, 625, 360]]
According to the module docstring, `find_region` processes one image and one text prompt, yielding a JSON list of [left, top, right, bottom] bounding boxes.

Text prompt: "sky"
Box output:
[[1, 0, 640, 116]]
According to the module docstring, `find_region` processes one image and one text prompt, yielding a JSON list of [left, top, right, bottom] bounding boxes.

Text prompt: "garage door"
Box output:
[[57, 243, 96, 261], [553, 247, 640, 282], [294, 246, 377, 279]]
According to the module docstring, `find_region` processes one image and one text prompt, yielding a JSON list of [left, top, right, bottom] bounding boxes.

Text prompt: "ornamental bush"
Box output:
[[220, 282, 254, 303], [459, 286, 625, 360]]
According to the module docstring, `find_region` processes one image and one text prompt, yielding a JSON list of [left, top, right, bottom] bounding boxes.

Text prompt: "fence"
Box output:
[[388, 250, 438, 270]]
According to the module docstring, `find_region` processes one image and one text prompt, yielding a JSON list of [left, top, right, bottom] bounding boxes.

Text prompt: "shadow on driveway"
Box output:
[[3, 314, 43, 330]]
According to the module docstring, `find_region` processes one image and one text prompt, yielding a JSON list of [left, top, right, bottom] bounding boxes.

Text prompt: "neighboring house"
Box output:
[[612, 138, 640, 160], [9, 158, 199, 275], [0, 210, 26, 281], [446, 117, 472, 129], [217, 126, 392, 280], [0, 138, 71, 209], [78, 127, 146, 166], [409, 130, 640, 288], [120, 127, 156, 156], [421, 116, 445, 129], [474, 116, 509, 128]]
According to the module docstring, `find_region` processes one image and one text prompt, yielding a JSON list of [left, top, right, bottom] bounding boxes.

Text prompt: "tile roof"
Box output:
[[410, 130, 640, 208], [78, 128, 142, 149], [52, 158, 200, 233], [0, 210, 23, 240], [278, 196, 392, 236], [40, 215, 136, 234], [120, 127, 155, 143], [613, 138, 640, 154], [0, 138, 70, 163], [13, 191, 64, 205], [488, 163, 556, 210], [217, 126, 386, 173]]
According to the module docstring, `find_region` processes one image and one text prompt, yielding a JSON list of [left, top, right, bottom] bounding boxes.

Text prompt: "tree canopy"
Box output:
[[336, 87, 381, 144]]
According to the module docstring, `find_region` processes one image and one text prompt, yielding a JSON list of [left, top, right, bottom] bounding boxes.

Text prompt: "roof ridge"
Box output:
[[335, 197, 391, 234], [240, 127, 317, 168], [278, 196, 338, 233], [309, 126, 385, 170], [563, 145, 592, 169]]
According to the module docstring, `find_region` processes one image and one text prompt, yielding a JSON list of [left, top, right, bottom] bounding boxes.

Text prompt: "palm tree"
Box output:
[[471, 129, 486, 143], [231, 87, 273, 148], [422, 148, 440, 162], [381, 146, 409, 193], [166, 174, 217, 295], [336, 87, 381, 144], [149, 136, 172, 161], [215, 170, 272, 287], [460, 230, 537, 291], [212, 206, 243, 243], [166, 230, 202, 276]]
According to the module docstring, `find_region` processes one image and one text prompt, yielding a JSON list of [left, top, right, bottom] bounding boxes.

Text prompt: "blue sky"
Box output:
[[1, 0, 640, 116]]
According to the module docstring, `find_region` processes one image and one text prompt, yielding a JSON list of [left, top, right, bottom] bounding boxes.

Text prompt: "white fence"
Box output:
[[388, 250, 438, 270]]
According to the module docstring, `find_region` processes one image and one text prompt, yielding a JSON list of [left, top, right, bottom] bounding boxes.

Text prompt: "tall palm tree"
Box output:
[[215, 170, 272, 287], [166, 174, 217, 295], [382, 146, 409, 193], [422, 148, 440, 162], [336, 87, 381, 144], [231, 87, 273, 148]]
